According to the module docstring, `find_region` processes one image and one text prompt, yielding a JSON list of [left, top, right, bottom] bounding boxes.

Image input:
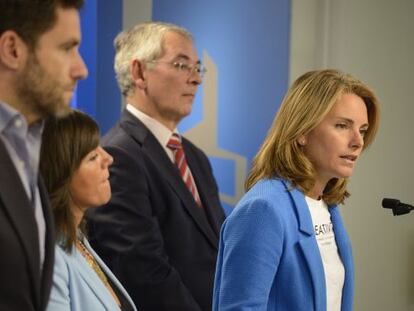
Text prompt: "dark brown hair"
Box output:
[[40, 109, 99, 251], [0, 0, 84, 49]]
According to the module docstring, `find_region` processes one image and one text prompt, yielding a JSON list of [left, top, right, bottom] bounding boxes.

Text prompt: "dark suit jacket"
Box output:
[[86, 110, 226, 311], [0, 139, 55, 311]]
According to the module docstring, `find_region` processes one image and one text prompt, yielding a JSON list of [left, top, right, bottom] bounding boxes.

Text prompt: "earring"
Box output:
[[298, 139, 306, 146]]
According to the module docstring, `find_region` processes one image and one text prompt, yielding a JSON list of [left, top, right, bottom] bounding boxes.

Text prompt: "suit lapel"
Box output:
[[184, 143, 222, 237], [38, 177, 55, 309], [85, 239, 136, 311], [121, 111, 218, 249], [71, 241, 120, 309], [146, 133, 219, 249], [0, 140, 41, 306], [283, 180, 326, 311]]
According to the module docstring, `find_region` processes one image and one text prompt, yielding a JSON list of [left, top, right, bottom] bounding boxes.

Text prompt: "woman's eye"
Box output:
[[335, 123, 347, 129]]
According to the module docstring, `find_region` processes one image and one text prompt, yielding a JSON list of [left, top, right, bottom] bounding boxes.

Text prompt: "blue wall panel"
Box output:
[[75, 1, 290, 211], [75, 0, 122, 135], [96, 0, 123, 134], [75, 0, 97, 116], [153, 0, 291, 210]]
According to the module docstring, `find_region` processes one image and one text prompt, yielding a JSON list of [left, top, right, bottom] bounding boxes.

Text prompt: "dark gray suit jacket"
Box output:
[[0, 140, 55, 311], [87, 110, 226, 311]]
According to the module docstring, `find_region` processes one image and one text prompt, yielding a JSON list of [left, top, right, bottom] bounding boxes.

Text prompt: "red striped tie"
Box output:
[[167, 133, 202, 207]]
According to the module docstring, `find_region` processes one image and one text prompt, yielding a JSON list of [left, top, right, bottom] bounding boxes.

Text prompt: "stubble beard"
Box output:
[[16, 54, 72, 119]]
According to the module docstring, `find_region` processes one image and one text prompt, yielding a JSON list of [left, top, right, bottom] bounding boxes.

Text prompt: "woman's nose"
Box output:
[[351, 130, 364, 149], [99, 147, 113, 167]]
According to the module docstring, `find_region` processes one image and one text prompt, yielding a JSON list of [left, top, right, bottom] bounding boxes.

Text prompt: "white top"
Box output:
[[306, 196, 345, 311]]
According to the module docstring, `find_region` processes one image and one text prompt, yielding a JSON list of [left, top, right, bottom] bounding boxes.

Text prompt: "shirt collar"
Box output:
[[0, 102, 44, 137], [126, 103, 179, 147], [0, 102, 21, 134]]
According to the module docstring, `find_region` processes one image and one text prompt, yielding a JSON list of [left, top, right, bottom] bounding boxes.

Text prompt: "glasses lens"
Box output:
[[196, 64, 207, 77]]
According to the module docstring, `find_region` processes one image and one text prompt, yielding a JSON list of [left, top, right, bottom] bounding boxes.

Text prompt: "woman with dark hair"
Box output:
[[213, 69, 380, 311], [40, 109, 137, 311]]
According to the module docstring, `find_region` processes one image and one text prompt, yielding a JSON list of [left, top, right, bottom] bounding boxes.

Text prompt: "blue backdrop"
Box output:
[[74, 0, 291, 214], [74, 0, 122, 134], [153, 0, 291, 213]]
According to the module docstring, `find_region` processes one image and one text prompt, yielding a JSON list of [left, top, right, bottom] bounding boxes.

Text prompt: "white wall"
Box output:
[[291, 0, 414, 310]]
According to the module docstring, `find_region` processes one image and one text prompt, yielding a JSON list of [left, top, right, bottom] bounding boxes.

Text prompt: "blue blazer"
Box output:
[[46, 238, 137, 311], [213, 179, 354, 311]]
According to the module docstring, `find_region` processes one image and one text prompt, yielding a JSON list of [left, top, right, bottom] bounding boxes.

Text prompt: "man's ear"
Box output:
[[130, 59, 147, 89], [0, 31, 28, 70]]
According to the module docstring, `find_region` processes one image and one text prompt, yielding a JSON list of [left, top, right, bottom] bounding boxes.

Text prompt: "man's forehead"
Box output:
[[37, 7, 81, 43], [161, 32, 197, 60]]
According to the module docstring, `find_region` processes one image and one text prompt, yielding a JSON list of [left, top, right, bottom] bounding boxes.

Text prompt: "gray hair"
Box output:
[[114, 21, 193, 97]]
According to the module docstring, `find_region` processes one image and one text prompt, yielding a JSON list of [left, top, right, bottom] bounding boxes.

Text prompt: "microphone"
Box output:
[[382, 198, 414, 216]]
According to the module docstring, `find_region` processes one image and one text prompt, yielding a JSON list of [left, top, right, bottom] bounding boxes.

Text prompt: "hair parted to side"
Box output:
[[114, 21, 193, 97], [40, 109, 100, 251], [246, 69, 380, 205], [0, 0, 84, 49]]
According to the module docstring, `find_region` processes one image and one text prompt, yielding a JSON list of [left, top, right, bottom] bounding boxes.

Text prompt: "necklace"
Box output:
[[76, 239, 121, 307]]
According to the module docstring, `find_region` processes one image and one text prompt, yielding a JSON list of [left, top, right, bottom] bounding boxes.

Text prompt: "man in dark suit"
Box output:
[[86, 22, 225, 311], [0, 1, 88, 310]]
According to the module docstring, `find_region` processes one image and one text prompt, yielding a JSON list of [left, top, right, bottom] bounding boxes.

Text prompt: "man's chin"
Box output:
[[37, 100, 72, 119], [50, 93, 73, 117], [182, 104, 193, 117], [54, 104, 72, 118]]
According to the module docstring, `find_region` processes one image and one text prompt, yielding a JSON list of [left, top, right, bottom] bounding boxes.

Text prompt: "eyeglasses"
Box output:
[[147, 61, 207, 78]]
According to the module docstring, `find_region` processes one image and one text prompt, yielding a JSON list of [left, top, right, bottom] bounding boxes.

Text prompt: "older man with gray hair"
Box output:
[[87, 21, 225, 311]]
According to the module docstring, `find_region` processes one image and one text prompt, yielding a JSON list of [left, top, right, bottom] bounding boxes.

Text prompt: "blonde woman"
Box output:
[[213, 69, 380, 311]]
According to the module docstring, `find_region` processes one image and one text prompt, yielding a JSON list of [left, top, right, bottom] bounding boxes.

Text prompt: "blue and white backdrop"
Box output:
[[75, 0, 291, 214]]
